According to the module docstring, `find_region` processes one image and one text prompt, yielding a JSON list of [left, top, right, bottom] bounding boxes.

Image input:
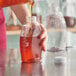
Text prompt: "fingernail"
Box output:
[[42, 48, 46, 52]]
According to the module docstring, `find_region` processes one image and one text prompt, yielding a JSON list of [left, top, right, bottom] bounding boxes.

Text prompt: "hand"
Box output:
[[38, 24, 48, 51]]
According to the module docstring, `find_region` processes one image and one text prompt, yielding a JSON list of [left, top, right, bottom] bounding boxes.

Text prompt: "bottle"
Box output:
[[20, 16, 42, 63], [0, 0, 33, 7], [43, 4, 67, 64]]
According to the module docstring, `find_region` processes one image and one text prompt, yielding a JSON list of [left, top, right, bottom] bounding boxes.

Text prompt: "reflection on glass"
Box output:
[[0, 50, 6, 66], [20, 62, 44, 76], [0, 67, 5, 76], [42, 59, 70, 76], [7, 49, 19, 67], [0, 50, 6, 76]]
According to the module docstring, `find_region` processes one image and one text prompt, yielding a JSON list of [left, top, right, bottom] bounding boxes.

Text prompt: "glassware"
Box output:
[[20, 16, 42, 63], [43, 3, 67, 64]]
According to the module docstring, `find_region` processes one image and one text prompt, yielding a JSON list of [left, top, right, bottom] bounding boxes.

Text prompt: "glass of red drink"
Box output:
[[20, 16, 42, 62]]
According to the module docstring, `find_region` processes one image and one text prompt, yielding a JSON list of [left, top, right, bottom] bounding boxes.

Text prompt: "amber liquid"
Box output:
[[26, 0, 34, 36], [20, 36, 41, 62], [29, 0, 34, 17]]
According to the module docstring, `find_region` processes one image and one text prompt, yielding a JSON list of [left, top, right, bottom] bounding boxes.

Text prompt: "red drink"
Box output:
[[20, 36, 41, 62]]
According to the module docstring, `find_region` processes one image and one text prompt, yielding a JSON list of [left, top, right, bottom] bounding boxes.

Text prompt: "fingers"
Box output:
[[38, 24, 47, 39], [39, 37, 47, 51], [38, 24, 48, 51]]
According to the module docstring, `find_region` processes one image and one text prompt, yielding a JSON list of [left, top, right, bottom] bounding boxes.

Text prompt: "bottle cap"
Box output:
[[54, 56, 67, 64], [52, 5, 59, 12]]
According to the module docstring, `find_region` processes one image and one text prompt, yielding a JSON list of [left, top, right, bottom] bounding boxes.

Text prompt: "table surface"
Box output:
[[0, 48, 76, 76], [6, 28, 76, 35]]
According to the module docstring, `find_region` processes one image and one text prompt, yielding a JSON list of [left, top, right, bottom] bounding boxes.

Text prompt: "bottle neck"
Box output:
[[48, 4, 60, 16], [26, 16, 37, 23]]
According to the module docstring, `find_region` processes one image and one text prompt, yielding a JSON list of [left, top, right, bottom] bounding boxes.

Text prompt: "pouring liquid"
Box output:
[[20, 0, 41, 63]]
